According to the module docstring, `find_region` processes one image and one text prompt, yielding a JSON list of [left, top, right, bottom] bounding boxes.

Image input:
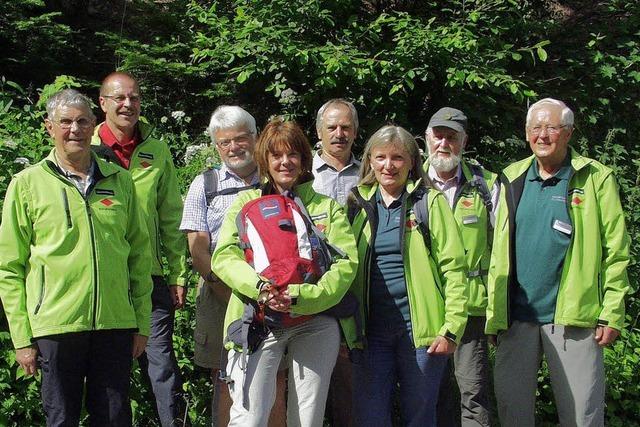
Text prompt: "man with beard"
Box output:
[[312, 98, 360, 426], [93, 72, 188, 426], [424, 107, 498, 427], [180, 106, 286, 426]]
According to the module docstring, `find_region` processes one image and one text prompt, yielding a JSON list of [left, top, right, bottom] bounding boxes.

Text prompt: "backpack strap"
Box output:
[[412, 187, 431, 251], [291, 194, 347, 259], [203, 167, 260, 205], [468, 163, 494, 216]]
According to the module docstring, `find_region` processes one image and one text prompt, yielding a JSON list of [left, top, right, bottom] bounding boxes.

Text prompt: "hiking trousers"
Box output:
[[37, 330, 134, 427], [494, 321, 604, 427], [226, 315, 340, 427], [137, 277, 185, 427]]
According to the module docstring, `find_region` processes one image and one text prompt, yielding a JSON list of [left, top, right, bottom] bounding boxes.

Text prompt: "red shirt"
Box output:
[[98, 124, 140, 169]]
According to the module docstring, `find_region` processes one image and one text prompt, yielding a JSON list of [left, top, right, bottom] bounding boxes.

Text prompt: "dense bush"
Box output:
[[1, 0, 639, 425]]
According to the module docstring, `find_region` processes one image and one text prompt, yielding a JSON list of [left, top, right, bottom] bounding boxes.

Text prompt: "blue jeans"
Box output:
[[352, 327, 448, 427]]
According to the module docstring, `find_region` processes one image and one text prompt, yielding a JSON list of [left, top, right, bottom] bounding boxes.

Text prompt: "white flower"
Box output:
[[14, 157, 30, 166], [2, 139, 17, 149], [160, 116, 168, 124], [183, 143, 207, 164], [171, 110, 186, 120]]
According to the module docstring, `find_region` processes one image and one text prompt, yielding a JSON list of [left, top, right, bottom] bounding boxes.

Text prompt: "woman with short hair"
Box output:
[[212, 118, 358, 427]]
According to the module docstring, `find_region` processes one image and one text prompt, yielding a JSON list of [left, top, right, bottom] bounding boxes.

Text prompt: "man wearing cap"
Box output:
[[486, 98, 630, 426], [424, 107, 498, 427]]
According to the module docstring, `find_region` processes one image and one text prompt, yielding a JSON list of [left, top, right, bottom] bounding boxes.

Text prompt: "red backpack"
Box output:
[[235, 193, 334, 328]]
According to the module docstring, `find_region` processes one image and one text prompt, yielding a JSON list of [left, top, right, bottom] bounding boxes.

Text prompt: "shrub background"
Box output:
[[1, 0, 638, 425]]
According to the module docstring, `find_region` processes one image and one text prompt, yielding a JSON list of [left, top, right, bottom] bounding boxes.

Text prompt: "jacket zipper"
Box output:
[[62, 189, 72, 228], [553, 167, 577, 322], [34, 265, 45, 314], [85, 198, 99, 329]]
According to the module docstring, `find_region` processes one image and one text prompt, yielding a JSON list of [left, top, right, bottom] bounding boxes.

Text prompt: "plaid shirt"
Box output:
[[179, 164, 259, 252]]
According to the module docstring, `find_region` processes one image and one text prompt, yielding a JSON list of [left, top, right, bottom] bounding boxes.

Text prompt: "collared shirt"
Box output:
[[54, 154, 96, 197], [513, 158, 572, 324], [311, 151, 360, 205], [98, 123, 140, 169], [428, 163, 500, 225], [179, 164, 259, 252]]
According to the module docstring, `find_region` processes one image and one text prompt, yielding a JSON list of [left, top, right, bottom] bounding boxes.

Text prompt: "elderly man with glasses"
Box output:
[[486, 98, 631, 426], [179, 106, 286, 427], [92, 72, 188, 426], [0, 89, 152, 425]]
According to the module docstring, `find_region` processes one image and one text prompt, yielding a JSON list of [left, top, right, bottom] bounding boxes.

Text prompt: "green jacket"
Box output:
[[423, 161, 498, 316], [349, 180, 468, 347], [212, 181, 359, 350], [0, 150, 153, 349], [486, 148, 631, 334], [92, 120, 187, 285]]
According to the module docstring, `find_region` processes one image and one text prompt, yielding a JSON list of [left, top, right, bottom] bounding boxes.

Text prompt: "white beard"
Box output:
[[428, 151, 461, 173], [225, 151, 255, 170]]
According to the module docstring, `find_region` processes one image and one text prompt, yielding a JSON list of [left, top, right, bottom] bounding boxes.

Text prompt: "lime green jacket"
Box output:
[[349, 180, 468, 347], [423, 161, 497, 316], [92, 121, 187, 285], [486, 148, 631, 334], [212, 181, 359, 350], [0, 150, 153, 349]]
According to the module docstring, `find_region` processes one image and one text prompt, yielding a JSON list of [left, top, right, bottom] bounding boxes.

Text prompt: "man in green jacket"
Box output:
[[424, 107, 498, 427], [486, 98, 631, 426], [93, 72, 188, 426], [0, 89, 152, 426]]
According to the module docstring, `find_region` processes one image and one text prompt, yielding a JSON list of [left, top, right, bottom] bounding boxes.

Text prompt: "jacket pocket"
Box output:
[[61, 189, 72, 228], [34, 265, 45, 315]]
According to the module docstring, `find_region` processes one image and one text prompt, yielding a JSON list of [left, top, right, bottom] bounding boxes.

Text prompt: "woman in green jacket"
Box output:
[[212, 118, 358, 427], [348, 125, 468, 427]]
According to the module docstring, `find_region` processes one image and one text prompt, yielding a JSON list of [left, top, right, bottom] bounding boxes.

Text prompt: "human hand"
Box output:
[[427, 336, 457, 355], [169, 285, 186, 309], [488, 335, 497, 346], [267, 288, 292, 313], [16, 346, 38, 376], [594, 325, 620, 347], [132, 334, 148, 359]]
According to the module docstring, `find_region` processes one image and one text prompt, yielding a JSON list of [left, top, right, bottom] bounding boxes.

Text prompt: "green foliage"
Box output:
[[0, 0, 640, 424]]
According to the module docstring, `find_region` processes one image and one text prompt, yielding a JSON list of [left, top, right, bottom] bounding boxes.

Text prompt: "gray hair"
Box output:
[[207, 105, 257, 143], [359, 125, 426, 186], [315, 98, 359, 134], [526, 98, 574, 128], [46, 89, 95, 120]]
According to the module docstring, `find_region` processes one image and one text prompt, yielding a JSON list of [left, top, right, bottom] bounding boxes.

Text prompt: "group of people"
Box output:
[[0, 70, 630, 427]]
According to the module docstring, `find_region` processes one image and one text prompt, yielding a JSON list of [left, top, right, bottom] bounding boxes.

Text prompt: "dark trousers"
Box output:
[[137, 278, 184, 427], [37, 330, 134, 427]]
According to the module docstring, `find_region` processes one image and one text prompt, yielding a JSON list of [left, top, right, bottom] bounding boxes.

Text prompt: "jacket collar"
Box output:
[[43, 148, 120, 180], [355, 178, 423, 200], [505, 147, 591, 181]]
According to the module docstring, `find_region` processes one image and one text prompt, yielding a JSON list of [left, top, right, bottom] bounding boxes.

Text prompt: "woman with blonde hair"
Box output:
[[348, 125, 468, 426]]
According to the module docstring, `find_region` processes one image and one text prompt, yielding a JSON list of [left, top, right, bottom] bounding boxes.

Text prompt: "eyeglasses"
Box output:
[[528, 125, 567, 135], [216, 133, 253, 149], [53, 118, 94, 130], [102, 94, 141, 105]]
